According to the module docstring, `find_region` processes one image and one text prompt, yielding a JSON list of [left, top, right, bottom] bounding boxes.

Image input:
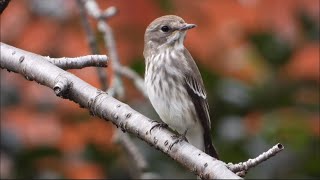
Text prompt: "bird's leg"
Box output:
[[149, 120, 168, 134], [169, 129, 189, 150]]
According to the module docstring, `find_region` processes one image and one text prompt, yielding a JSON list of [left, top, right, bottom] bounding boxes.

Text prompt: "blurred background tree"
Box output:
[[0, 0, 319, 179]]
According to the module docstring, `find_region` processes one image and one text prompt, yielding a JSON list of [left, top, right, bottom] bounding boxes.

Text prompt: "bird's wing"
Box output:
[[182, 49, 211, 128], [185, 75, 211, 128], [183, 49, 219, 159]]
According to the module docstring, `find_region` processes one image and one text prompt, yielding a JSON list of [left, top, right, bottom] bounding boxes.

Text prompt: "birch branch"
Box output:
[[0, 42, 241, 179], [46, 55, 108, 69], [227, 143, 284, 176]]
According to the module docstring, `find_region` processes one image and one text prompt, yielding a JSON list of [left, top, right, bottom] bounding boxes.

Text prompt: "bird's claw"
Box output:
[[149, 121, 168, 134], [169, 130, 189, 150]]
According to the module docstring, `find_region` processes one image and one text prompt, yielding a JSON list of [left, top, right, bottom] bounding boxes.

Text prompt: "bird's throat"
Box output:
[[158, 31, 185, 51]]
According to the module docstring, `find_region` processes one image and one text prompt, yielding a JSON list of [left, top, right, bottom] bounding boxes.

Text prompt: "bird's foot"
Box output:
[[149, 121, 168, 134], [169, 129, 188, 150]]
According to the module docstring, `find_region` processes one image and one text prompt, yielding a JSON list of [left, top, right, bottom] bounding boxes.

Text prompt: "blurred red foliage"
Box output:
[[1, 0, 319, 178], [309, 116, 320, 137], [284, 43, 320, 82], [63, 160, 106, 179], [2, 107, 61, 147], [244, 111, 263, 135]]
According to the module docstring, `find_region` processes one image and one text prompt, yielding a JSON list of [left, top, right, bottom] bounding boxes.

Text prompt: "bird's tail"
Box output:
[[203, 133, 219, 159]]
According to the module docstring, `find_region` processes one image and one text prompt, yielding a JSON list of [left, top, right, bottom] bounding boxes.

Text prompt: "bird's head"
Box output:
[[144, 15, 196, 52]]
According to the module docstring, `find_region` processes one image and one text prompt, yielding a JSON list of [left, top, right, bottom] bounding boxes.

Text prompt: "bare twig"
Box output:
[[100, 6, 118, 19], [1, 42, 242, 179], [46, 55, 108, 69], [116, 66, 147, 98], [98, 20, 124, 98], [227, 143, 284, 176], [113, 132, 149, 178], [77, 0, 108, 91], [81, 0, 146, 98], [82, 0, 124, 99], [78, 0, 150, 179]]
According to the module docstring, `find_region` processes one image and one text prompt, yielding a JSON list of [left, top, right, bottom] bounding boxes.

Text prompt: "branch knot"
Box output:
[[54, 73, 72, 98]]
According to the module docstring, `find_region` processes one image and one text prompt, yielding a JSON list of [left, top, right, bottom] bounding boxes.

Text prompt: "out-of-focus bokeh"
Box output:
[[1, 0, 319, 179]]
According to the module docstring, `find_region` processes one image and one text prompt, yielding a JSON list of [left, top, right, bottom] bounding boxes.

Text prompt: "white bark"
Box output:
[[46, 55, 108, 69], [0, 42, 241, 179], [227, 143, 284, 176]]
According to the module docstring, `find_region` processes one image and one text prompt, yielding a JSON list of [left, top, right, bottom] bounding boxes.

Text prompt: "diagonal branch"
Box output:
[[227, 143, 284, 176], [46, 55, 108, 69], [116, 66, 147, 98], [0, 42, 241, 180]]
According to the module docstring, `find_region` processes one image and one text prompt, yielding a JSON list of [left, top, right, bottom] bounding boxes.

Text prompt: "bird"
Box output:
[[143, 15, 219, 159]]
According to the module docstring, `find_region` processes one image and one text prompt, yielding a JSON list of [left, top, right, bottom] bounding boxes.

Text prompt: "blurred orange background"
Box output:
[[1, 0, 319, 179]]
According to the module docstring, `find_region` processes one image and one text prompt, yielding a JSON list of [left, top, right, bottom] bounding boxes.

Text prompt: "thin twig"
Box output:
[[79, 0, 153, 179], [113, 132, 148, 178], [46, 55, 108, 69], [81, 0, 146, 98], [82, 0, 124, 99], [77, 0, 108, 91], [116, 66, 147, 98], [227, 143, 284, 176], [97, 20, 124, 98]]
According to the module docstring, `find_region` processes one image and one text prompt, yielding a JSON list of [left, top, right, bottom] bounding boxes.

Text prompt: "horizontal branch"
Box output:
[[46, 55, 108, 70], [0, 43, 241, 179]]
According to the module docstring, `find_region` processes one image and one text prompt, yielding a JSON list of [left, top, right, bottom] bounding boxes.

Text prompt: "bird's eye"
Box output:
[[161, 26, 170, 32]]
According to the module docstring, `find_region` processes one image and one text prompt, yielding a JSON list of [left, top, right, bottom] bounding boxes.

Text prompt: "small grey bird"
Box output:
[[144, 15, 219, 159]]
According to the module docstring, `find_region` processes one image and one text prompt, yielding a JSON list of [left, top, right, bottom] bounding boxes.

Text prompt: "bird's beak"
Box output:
[[179, 23, 197, 31]]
